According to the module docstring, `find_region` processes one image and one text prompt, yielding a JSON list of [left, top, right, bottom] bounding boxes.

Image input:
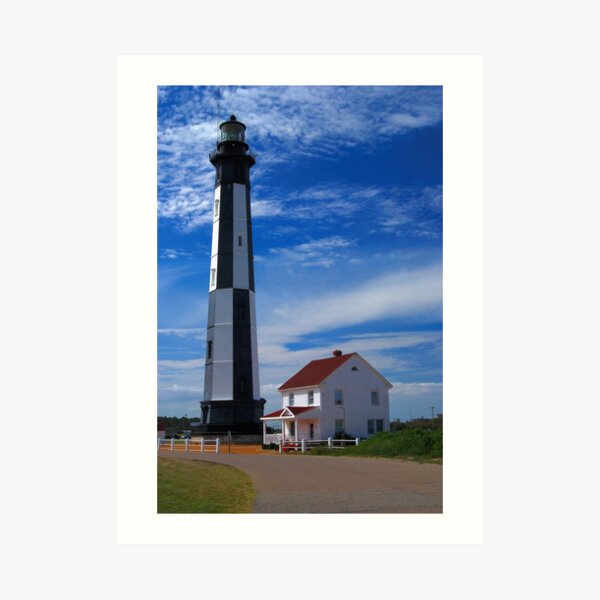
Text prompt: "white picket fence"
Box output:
[[157, 437, 221, 453], [279, 437, 360, 454]]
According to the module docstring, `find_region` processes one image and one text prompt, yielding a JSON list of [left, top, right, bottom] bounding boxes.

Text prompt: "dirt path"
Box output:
[[161, 451, 442, 513]]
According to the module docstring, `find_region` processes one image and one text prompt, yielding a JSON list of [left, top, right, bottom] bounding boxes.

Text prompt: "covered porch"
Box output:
[[260, 406, 321, 446]]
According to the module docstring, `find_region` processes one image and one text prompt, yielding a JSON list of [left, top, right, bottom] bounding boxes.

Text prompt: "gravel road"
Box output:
[[161, 451, 442, 513]]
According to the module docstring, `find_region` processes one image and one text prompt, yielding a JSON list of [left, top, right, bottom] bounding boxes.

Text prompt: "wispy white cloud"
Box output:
[[158, 187, 213, 233], [253, 182, 442, 241], [250, 199, 284, 218], [268, 235, 355, 268], [260, 262, 442, 344], [158, 359, 204, 393], [376, 185, 442, 238], [158, 328, 205, 340], [391, 381, 443, 396], [160, 248, 192, 260]]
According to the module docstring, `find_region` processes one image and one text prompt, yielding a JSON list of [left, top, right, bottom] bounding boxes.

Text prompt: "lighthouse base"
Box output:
[[197, 399, 266, 435]]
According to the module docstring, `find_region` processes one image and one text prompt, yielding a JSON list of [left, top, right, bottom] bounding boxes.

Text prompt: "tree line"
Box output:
[[158, 414, 443, 434], [390, 414, 443, 431]]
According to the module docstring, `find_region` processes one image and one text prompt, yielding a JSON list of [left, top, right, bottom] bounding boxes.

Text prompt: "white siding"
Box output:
[[282, 389, 320, 407], [319, 355, 390, 438]]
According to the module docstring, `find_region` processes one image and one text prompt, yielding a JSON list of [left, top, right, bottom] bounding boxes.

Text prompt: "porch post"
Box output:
[[262, 420, 266, 445]]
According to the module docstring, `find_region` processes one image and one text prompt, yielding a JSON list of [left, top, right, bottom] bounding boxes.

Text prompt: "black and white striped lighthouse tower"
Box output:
[[199, 115, 265, 434]]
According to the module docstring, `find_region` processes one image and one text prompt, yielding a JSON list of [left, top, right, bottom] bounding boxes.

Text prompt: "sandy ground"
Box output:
[[159, 449, 442, 513]]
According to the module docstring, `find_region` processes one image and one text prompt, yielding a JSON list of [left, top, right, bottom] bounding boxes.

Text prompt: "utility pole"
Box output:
[[430, 406, 435, 426]]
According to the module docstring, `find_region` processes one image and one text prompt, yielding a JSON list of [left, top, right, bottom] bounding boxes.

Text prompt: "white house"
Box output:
[[261, 350, 392, 444]]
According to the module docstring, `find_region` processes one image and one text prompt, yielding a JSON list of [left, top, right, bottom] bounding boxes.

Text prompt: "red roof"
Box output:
[[278, 353, 356, 391], [263, 406, 318, 419]]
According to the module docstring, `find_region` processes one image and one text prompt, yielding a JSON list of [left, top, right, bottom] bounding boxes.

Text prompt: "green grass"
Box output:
[[157, 457, 255, 513], [309, 429, 443, 462]]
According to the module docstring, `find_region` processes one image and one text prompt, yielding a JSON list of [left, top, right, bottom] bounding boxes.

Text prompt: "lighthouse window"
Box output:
[[207, 341, 212, 360], [211, 268, 216, 286], [238, 235, 243, 247], [214, 199, 219, 217]]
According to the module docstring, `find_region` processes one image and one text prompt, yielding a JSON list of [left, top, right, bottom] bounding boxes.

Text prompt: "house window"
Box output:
[[207, 341, 212, 360], [288, 393, 294, 406], [308, 391, 314, 405], [335, 419, 344, 434], [371, 390, 379, 405], [368, 419, 384, 434], [334, 389, 343, 405]]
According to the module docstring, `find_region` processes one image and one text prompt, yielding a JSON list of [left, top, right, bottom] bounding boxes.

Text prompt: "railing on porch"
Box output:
[[157, 437, 221, 453], [279, 437, 360, 453], [264, 433, 282, 445]]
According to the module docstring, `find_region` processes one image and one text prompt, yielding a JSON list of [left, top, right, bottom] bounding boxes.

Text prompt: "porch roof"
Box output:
[[261, 406, 320, 420]]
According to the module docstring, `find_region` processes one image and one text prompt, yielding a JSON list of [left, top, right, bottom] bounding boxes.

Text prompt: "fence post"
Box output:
[[170, 438, 174, 451], [301, 439, 306, 453], [157, 438, 161, 451], [328, 437, 332, 448], [216, 438, 221, 453], [185, 438, 189, 452], [200, 437, 204, 453], [355, 437, 360, 446], [278, 440, 282, 454]]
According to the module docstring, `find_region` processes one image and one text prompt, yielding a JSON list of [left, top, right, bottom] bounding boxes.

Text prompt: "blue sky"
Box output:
[[158, 85, 442, 421]]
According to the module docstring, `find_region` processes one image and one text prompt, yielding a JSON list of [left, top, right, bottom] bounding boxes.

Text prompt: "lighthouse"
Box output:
[[199, 115, 265, 434]]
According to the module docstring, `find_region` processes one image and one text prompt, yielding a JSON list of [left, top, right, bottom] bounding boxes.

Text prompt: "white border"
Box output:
[[116, 55, 483, 544]]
